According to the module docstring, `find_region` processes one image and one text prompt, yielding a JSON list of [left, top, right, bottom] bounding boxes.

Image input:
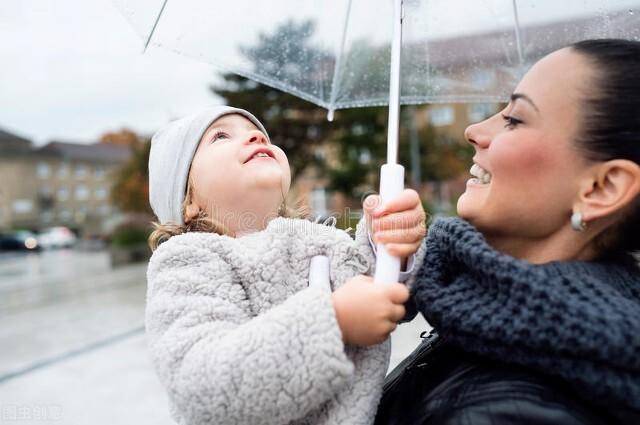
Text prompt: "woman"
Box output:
[[373, 39, 640, 424]]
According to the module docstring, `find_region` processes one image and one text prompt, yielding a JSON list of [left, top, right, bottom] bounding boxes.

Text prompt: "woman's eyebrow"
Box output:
[[511, 93, 539, 113]]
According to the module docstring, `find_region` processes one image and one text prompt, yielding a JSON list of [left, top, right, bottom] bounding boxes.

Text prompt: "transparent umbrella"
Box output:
[[114, 0, 640, 282]]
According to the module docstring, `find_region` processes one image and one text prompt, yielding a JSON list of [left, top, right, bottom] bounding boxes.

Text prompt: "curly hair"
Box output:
[[148, 178, 302, 251]]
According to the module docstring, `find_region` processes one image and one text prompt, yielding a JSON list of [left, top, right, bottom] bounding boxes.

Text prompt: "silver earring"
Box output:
[[570, 211, 587, 232]]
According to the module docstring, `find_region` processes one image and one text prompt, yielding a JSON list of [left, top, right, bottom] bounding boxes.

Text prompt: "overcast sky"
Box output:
[[1, 0, 223, 146], [2, 0, 637, 146]]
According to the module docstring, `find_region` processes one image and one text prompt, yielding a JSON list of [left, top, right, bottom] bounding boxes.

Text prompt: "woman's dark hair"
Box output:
[[570, 39, 640, 261]]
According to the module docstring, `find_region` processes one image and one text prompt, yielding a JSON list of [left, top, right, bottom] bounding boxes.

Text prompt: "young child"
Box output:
[[145, 106, 426, 425]]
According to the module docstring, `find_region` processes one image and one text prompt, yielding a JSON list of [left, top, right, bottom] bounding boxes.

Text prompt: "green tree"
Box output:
[[211, 20, 332, 181], [326, 106, 388, 198], [211, 21, 474, 204]]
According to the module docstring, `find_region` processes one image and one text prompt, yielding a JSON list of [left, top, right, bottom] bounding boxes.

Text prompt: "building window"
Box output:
[[467, 103, 496, 123], [37, 162, 50, 178], [98, 204, 111, 216], [75, 165, 87, 179], [41, 211, 54, 223], [12, 199, 33, 214], [429, 106, 455, 127], [311, 187, 327, 216], [95, 186, 108, 200], [57, 187, 69, 201], [471, 69, 496, 90], [58, 164, 69, 179], [59, 209, 72, 221], [75, 185, 89, 200], [95, 166, 106, 179]]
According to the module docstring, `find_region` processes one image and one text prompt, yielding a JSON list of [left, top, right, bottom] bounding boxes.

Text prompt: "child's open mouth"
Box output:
[[244, 148, 275, 163]]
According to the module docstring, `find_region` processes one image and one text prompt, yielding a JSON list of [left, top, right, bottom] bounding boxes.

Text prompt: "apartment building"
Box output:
[[0, 128, 131, 234]]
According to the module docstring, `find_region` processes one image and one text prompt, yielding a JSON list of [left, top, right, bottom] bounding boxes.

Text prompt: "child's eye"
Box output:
[[501, 114, 523, 129], [210, 131, 229, 143]]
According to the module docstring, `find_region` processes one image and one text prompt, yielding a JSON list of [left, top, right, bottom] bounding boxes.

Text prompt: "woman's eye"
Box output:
[[502, 114, 523, 129], [210, 131, 229, 143]]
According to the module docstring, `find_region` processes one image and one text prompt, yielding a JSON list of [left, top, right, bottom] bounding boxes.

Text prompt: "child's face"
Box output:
[[187, 114, 291, 223]]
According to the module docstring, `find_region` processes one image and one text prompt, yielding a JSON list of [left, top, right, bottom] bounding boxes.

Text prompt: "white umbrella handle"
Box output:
[[374, 0, 405, 285], [309, 255, 331, 291], [374, 164, 405, 285]]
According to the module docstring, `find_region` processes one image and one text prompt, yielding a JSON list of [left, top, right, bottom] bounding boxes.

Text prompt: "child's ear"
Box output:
[[184, 202, 201, 223]]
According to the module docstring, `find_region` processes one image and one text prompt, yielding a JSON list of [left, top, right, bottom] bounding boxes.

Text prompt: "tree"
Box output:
[[211, 20, 333, 181], [211, 21, 474, 204], [99, 129, 141, 147], [110, 137, 153, 215], [398, 119, 474, 183], [326, 106, 388, 198]]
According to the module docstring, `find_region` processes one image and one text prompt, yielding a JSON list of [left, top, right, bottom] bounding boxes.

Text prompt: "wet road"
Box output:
[[0, 249, 428, 424]]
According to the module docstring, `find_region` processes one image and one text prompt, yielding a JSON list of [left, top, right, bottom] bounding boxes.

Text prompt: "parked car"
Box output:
[[0, 231, 41, 251], [37, 226, 77, 249]]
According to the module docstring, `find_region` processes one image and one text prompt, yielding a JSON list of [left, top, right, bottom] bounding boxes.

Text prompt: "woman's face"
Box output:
[[188, 114, 291, 222], [458, 48, 595, 241]]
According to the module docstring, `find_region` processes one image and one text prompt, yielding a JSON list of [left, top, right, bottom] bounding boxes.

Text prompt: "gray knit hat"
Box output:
[[148, 106, 270, 225]]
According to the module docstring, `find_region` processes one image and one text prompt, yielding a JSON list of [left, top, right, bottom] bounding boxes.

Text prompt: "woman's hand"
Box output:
[[364, 189, 427, 258], [331, 275, 409, 346]]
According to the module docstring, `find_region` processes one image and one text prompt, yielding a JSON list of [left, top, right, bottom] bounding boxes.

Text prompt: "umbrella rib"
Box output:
[[511, 0, 525, 68], [327, 0, 353, 121], [143, 0, 169, 53]]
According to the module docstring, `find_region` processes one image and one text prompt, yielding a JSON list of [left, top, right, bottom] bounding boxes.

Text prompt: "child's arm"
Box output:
[[146, 242, 353, 425]]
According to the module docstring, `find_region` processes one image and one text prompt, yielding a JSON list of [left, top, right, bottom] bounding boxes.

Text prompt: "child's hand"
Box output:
[[364, 189, 426, 258], [331, 275, 409, 346]]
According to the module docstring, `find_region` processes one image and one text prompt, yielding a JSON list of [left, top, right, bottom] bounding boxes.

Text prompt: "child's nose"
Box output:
[[246, 130, 268, 145]]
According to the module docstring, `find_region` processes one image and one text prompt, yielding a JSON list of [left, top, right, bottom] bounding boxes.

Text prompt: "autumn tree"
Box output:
[[110, 137, 153, 215], [99, 129, 141, 147]]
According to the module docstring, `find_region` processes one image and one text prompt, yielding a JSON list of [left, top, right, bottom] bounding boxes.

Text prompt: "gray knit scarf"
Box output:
[[413, 217, 640, 412]]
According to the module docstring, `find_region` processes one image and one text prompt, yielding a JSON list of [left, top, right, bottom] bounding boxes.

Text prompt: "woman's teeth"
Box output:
[[470, 163, 492, 184]]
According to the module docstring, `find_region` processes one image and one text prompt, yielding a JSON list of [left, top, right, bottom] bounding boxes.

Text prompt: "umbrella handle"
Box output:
[[374, 163, 405, 285], [309, 255, 331, 292]]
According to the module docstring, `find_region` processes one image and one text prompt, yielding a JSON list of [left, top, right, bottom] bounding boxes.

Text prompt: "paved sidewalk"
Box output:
[[0, 258, 429, 425]]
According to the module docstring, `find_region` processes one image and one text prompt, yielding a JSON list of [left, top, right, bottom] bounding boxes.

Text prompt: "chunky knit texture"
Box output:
[[412, 217, 640, 412], [146, 217, 389, 425]]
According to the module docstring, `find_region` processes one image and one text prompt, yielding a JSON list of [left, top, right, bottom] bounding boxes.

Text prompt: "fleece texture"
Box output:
[[146, 217, 390, 425]]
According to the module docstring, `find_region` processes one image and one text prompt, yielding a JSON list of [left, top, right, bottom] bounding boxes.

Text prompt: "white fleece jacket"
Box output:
[[145, 217, 392, 425]]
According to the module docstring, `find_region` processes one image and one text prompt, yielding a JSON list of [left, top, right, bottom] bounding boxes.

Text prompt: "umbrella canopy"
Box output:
[[113, 0, 640, 283], [115, 0, 640, 116]]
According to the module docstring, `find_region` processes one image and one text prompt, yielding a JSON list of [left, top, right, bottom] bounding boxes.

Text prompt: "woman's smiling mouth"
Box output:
[[469, 162, 492, 185]]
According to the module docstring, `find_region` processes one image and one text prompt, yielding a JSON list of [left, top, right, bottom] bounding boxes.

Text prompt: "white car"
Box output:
[[37, 227, 77, 249]]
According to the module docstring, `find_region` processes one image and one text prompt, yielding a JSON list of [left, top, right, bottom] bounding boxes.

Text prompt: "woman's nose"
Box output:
[[246, 130, 268, 145], [464, 119, 492, 149]]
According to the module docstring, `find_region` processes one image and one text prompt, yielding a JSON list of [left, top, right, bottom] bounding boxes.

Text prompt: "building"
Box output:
[[0, 128, 131, 235], [0, 129, 41, 230]]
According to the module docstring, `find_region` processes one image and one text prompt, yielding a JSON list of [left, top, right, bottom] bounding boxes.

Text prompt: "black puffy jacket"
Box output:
[[375, 330, 638, 425]]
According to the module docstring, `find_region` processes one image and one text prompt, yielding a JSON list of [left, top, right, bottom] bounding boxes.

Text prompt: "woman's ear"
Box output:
[[577, 159, 640, 223]]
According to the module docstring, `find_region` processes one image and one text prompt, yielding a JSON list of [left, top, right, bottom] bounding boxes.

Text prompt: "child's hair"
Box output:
[[148, 178, 303, 251]]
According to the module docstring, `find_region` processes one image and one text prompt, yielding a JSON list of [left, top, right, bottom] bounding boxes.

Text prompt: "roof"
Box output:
[[408, 10, 638, 70], [37, 141, 132, 164], [0, 127, 33, 154]]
